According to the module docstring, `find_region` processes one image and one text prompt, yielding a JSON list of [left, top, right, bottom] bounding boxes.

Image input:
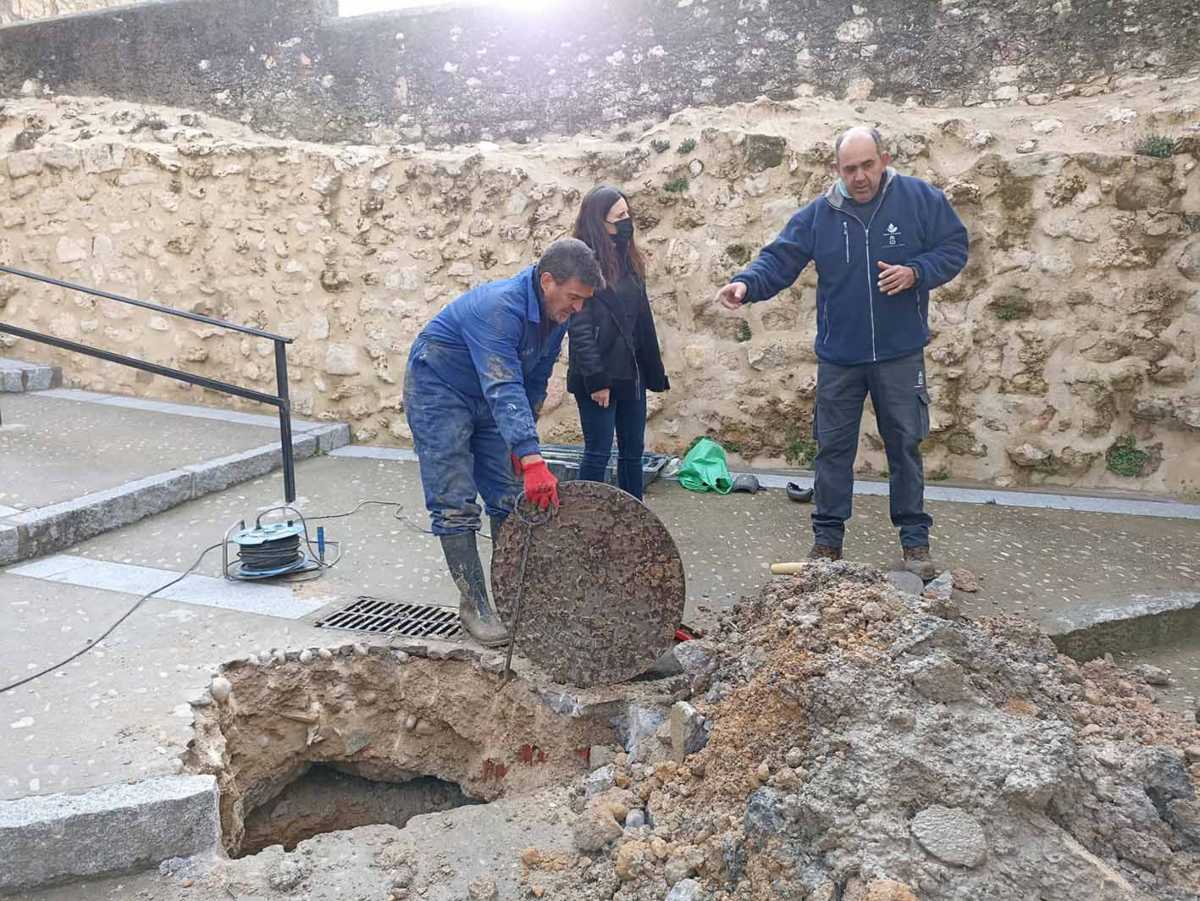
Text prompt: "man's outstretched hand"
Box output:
[[715, 282, 748, 310], [521, 457, 559, 511], [877, 261, 917, 296]]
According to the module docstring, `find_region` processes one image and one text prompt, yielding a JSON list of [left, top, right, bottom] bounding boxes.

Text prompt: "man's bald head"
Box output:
[[834, 127, 891, 203]]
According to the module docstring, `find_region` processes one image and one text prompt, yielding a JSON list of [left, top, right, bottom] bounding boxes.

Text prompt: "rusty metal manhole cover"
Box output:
[[491, 480, 685, 687]]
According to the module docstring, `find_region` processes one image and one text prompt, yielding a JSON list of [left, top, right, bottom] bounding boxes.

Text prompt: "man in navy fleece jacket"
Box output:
[[716, 127, 968, 577]]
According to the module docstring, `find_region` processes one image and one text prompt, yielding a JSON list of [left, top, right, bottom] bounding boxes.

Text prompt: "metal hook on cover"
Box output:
[[498, 491, 557, 685]]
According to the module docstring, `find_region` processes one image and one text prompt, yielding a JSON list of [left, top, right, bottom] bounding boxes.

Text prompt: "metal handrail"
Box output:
[[0, 265, 291, 342], [0, 266, 299, 503]]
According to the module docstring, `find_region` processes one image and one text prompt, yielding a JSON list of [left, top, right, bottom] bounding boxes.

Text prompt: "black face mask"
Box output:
[[613, 217, 635, 243]]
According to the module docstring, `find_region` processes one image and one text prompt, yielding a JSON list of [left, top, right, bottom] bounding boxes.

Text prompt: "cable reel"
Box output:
[[222, 506, 339, 581]]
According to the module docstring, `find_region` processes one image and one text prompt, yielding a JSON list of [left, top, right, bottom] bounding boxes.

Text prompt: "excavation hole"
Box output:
[[238, 764, 479, 856], [184, 645, 620, 856]]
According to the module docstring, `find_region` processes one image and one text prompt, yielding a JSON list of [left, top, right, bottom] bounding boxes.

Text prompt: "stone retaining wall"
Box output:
[[2, 87, 1198, 494]]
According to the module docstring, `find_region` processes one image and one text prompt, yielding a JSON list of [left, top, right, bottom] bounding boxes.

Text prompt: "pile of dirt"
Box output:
[[527, 563, 1200, 900]]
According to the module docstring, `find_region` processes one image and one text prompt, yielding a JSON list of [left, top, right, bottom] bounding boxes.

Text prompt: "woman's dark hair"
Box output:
[[572, 185, 647, 286]]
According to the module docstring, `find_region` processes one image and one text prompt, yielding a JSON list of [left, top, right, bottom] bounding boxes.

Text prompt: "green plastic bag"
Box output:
[[677, 437, 733, 494]]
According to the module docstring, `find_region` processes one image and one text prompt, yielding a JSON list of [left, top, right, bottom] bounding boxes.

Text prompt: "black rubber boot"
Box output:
[[439, 532, 510, 648]]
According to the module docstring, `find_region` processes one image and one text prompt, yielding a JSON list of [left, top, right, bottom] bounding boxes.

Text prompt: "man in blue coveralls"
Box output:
[[716, 127, 968, 578], [404, 238, 604, 646]]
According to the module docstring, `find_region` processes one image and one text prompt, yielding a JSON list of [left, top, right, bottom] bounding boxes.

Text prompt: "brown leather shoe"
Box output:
[[807, 544, 843, 562], [902, 545, 936, 581]]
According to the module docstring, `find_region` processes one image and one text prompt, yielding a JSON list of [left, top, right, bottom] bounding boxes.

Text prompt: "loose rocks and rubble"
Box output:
[[529, 562, 1200, 900], [108, 563, 1197, 901]]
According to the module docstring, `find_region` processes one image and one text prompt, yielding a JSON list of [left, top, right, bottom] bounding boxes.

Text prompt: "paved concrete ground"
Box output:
[[643, 479, 1200, 627], [1115, 637, 1200, 717], [0, 392, 285, 510], [69, 455, 463, 609], [0, 573, 334, 802], [53, 454, 1200, 632], [3, 442, 1198, 890]]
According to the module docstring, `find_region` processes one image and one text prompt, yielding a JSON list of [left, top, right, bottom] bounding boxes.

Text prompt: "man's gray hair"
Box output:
[[835, 127, 885, 160], [537, 237, 605, 290]]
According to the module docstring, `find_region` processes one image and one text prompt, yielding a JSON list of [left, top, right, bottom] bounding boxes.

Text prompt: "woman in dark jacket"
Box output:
[[568, 185, 669, 500]]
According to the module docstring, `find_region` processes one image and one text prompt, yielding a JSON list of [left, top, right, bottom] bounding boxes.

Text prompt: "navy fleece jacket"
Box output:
[[732, 169, 968, 365]]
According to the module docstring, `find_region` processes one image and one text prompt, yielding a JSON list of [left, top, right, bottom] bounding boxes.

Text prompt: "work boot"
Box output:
[[807, 544, 843, 562], [439, 532, 510, 648], [902, 545, 937, 582]]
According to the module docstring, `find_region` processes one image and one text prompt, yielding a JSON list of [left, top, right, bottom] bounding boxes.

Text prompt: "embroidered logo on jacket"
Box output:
[[885, 223, 902, 246]]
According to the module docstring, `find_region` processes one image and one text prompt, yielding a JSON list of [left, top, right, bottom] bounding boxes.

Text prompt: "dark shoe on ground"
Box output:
[[731, 473, 760, 494], [786, 482, 814, 503], [902, 545, 937, 582], [439, 532, 510, 648], [807, 543, 843, 562]]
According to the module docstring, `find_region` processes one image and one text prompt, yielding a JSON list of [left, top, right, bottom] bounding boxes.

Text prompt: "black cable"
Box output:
[[0, 542, 222, 695], [301, 498, 493, 541], [236, 533, 303, 573], [2, 496, 500, 693]]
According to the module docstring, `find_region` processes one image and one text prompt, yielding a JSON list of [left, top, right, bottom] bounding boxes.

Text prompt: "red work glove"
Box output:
[[510, 452, 523, 476], [522, 460, 559, 511]]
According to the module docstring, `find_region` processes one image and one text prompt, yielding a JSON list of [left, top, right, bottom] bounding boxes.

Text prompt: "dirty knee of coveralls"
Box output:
[[435, 504, 484, 535]]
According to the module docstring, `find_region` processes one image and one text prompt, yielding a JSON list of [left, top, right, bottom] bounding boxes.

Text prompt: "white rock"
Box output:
[[323, 344, 360, 376], [55, 238, 88, 264], [910, 805, 988, 867], [835, 17, 874, 42], [210, 677, 232, 703]]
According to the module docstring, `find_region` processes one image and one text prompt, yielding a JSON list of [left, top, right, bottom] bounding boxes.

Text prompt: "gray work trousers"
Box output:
[[811, 351, 932, 549]]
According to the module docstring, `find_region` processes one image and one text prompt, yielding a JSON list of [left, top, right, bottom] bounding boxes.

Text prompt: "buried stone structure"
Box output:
[[182, 644, 621, 857]]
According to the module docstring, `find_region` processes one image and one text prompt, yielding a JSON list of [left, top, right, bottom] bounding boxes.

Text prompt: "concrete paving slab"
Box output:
[[9, 469, 197, 560], [70, 455, 466, 610], [0, 356, 60, 393], [33, 388, 114, 403], [64, 455, 1200, 635], [340, 443, 1200, 520], [0, 573, 340, 802], [0, 523, 18, 567], [182, 436, 316, 496], [8, 554, 326, 619], [38, 388, 349, 439], [1115, 637, 1200, 717], [21, 787, 577, 901], [0, 391, 350, 565], [643, 481, 1200, 628], [0, 774, 219, 894], [720, 470, 1200, 521], [0, 392, 281, 509], [330, 444, 419, 462]]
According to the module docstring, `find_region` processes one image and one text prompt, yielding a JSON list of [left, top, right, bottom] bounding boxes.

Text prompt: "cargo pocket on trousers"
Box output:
[[917, 388, 931, 440]]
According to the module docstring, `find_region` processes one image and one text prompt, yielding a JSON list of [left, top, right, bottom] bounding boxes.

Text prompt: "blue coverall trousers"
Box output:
[[403, 352, 519, 536]]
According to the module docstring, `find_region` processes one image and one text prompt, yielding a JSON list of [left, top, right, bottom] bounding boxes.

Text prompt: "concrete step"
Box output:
[[0, 389, 351, 566], [0, 357, 62, 393]]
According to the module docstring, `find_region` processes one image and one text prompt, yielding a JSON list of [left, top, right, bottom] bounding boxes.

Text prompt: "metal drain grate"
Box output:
[[315, 597, 463, 640]]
